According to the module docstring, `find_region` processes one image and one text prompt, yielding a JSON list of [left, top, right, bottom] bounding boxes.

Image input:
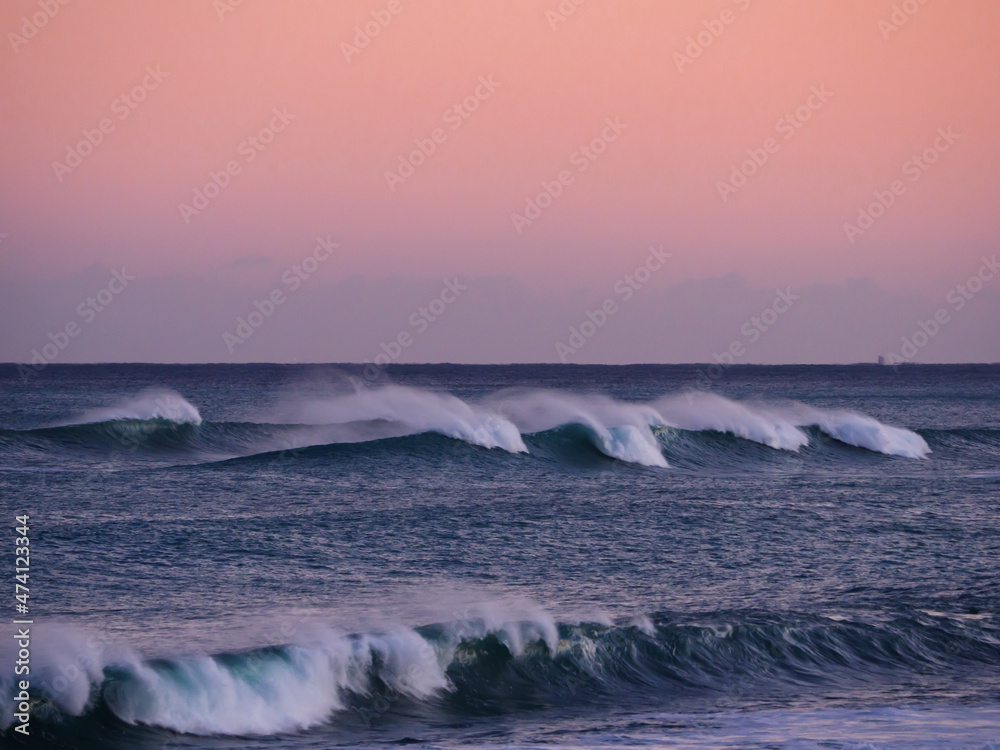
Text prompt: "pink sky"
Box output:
[[1, 0, 998, 363]]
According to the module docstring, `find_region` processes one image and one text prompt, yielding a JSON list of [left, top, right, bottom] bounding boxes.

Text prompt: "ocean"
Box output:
[[1, 363, 998, 749]]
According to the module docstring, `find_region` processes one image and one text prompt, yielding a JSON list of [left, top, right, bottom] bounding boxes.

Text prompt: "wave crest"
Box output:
[[488, 390, 669, 467], [265, 385, 527, 453], [5, 606, 997, 737], [10, 385, 933, 466], [58, 389, 202, 426], [776, 403, 931, 459], [655, 392, 809, 451]]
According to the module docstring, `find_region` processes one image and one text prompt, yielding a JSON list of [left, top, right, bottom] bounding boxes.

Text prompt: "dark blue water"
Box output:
[[1, 363, 999, 749]]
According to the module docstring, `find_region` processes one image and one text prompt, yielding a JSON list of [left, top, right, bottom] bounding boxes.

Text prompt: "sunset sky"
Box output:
[[1, 0, 998, 364]]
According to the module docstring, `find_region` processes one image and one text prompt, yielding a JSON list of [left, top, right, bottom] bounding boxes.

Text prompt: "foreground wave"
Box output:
[[0, 386, 935, 470], [3, 606, 997, 737]]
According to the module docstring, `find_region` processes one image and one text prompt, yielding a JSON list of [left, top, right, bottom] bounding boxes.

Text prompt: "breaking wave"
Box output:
[[486, 390, 669, 466], [260, 384, 527, 453], [0, 385, 938, 469], [4, 606, 997, 737], [55, 389, 203, 427], [653, 392, 809, 451], [778, 403, 932, 459]]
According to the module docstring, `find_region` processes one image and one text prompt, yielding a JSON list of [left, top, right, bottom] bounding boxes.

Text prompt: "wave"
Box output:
[[486, 390, 669, 466], [653, 392, 809, 451], [4, 606, 998, 737], [483, 389, 929, 462], [0, 385, 940, 469], [772, 402, 932, 459], [55, 389, 202, 426], [261, 385, 527, 453]]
